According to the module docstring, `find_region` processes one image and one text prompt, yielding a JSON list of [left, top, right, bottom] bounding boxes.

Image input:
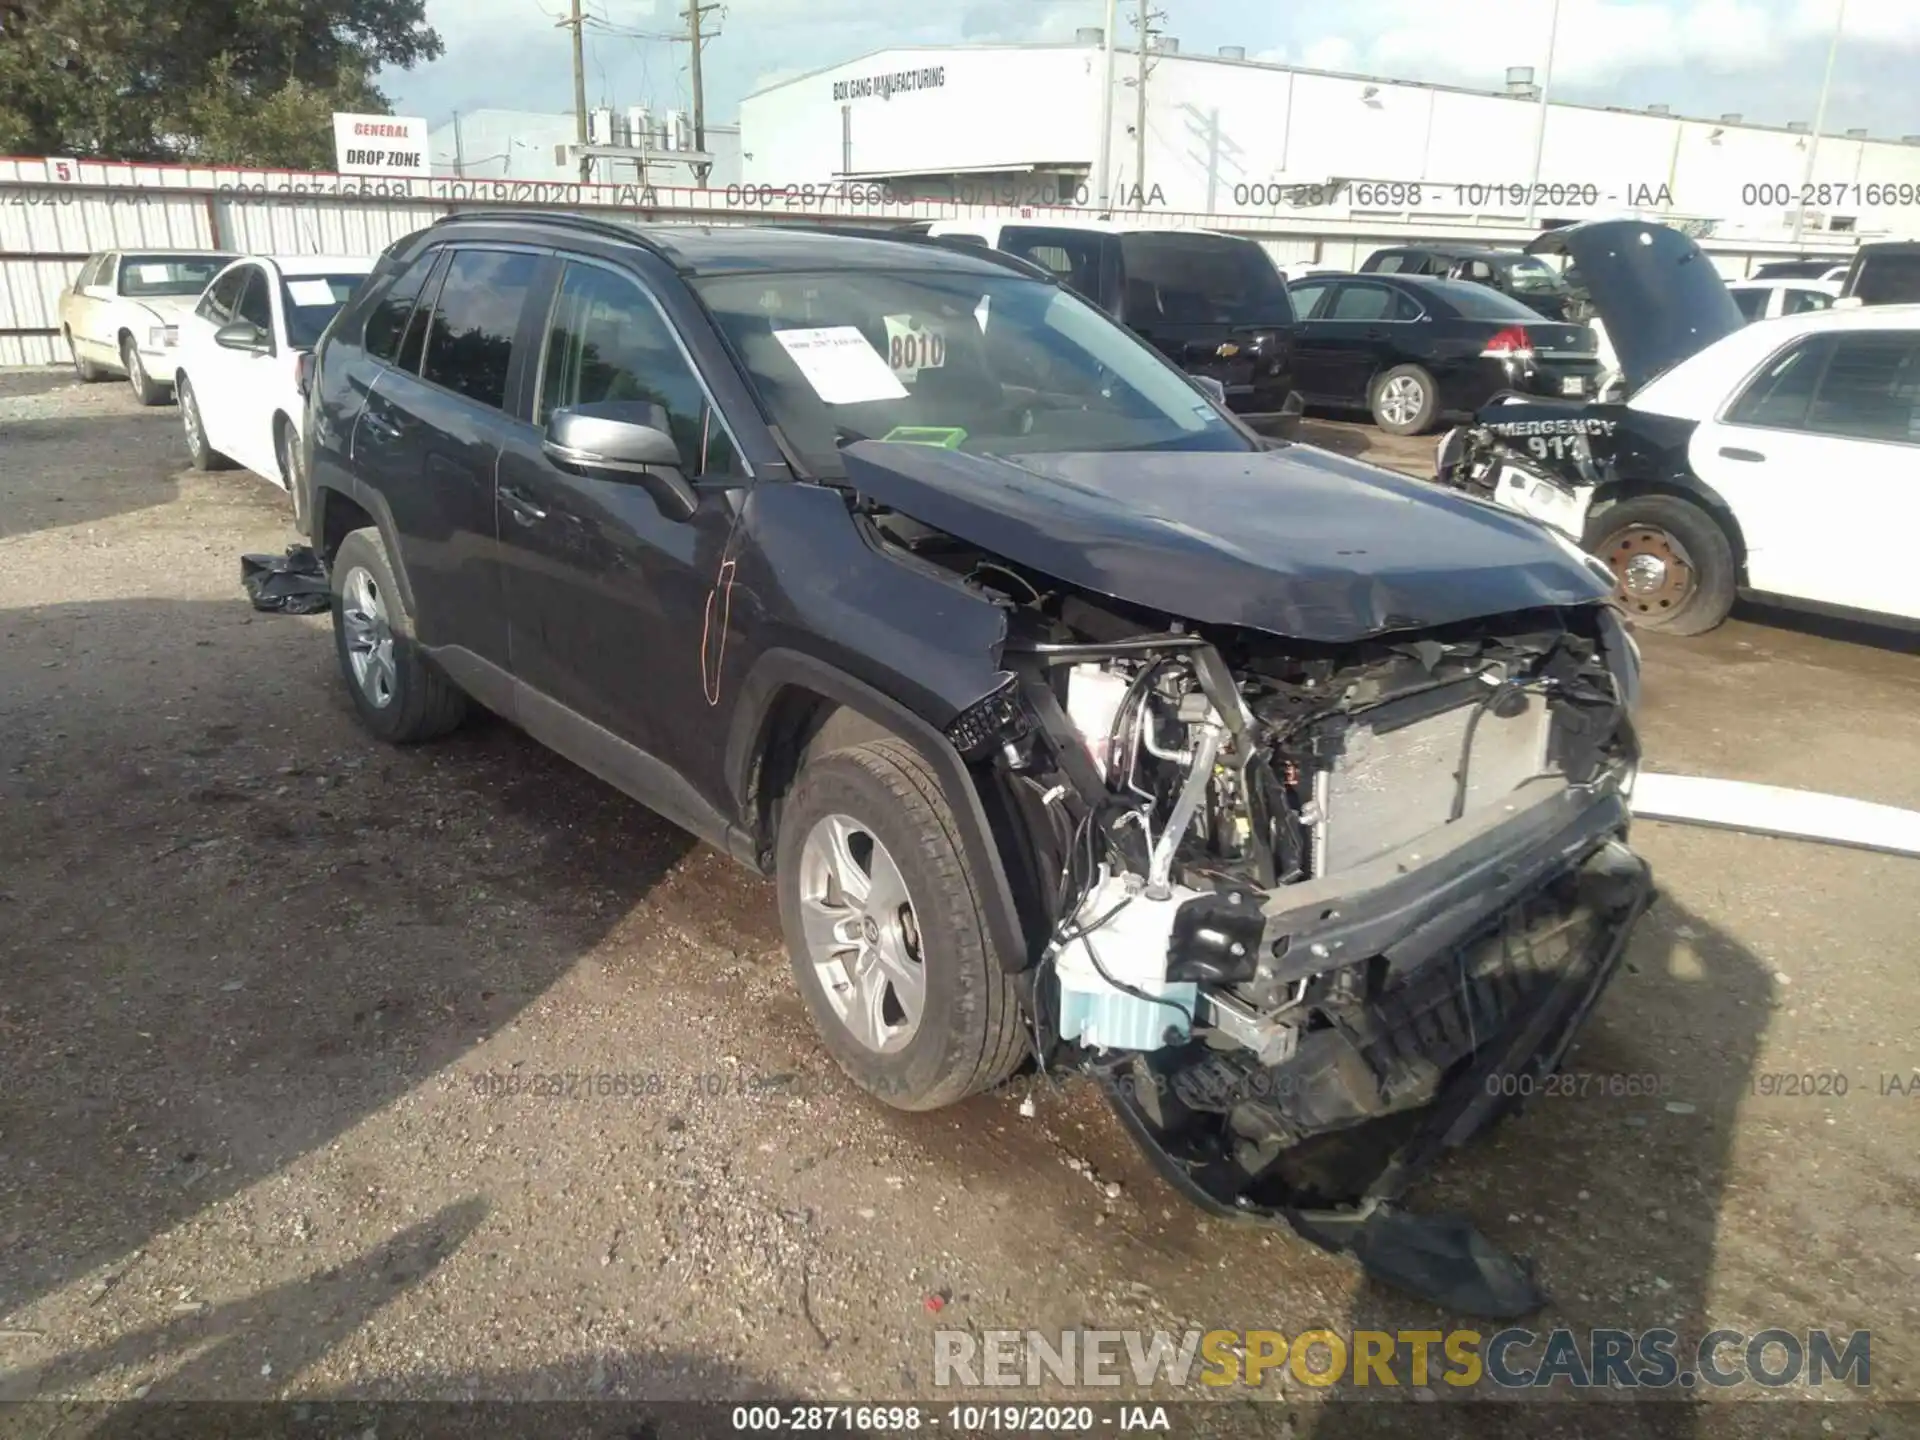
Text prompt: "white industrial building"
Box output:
[[740, 37, 1920, 244], [427, 108, 742, 188]]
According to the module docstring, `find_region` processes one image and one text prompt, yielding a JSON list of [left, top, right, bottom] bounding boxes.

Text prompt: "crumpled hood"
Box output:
[[127, 296, 198, 327], [1529, 221, 1743, 392], [840, 441, 1613, 643]]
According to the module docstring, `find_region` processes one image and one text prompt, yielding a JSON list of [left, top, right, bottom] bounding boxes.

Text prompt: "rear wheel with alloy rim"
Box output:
[[329, 527, 468, 743], [776, 738, 1026, 1110], [1584, 493, 1736, 636], [1370, 363, 1439, 435]]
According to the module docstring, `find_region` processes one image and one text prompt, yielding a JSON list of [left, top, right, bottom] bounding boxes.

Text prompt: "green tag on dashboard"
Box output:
[[880, 426, 968, 449]]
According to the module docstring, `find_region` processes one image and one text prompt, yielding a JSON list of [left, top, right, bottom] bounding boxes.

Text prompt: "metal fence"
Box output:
[[1, 154, 1858, 368]]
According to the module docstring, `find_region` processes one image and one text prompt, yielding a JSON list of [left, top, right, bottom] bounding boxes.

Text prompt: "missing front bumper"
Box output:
[[1107, 835, 1654, 1317]]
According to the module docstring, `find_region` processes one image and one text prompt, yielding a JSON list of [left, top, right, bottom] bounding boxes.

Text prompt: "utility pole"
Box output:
[[1094, 0, 1118, 210], [1523, 0, 1561, 229], [559, 0, 591, 183], [1794, 0, 1847, 249], [1130, 0, 1161, 208], [683, 1, 721, 181]]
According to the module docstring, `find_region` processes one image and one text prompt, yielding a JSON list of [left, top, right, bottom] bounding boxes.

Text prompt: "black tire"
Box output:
[[67, 330, 104, 383], [775, 738, 1027, 1112], [121, 335, 168, 406], [1369, 363, 1440, 435], [329, 527, 468, 743], [274, 414, 309, 531], [1584, 493, 1736, 636], [177, 374, 235, 471]]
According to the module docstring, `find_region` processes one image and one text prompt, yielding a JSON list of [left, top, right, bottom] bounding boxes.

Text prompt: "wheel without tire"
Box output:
[[1370, 363, 1439, 435], [68, 331, 104, 383], [776, 738, 1027, 1111], [177, 375, 234, 471], [1584, 493, 1736, 636], [330, 527, 468, 743], [121, 336, 168, 406]]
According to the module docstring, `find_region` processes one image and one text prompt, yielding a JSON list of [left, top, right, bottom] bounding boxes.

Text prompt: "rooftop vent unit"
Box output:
[[1904, 135, 1920, 145], [1647, 103, 1671, 115], [1846, 127, 1869, 139], [1218, 44, 1246, 59], [1788, 120, 1811, 133], [1721, 113, 1743, 123], [1505, 65, 1535, 94], [1153, 36, 1179, 52], [1075, 26, 1103, 44]]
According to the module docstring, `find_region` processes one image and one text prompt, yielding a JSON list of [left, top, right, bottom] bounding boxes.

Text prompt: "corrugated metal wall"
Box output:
[[2, 155, 1853, 367]]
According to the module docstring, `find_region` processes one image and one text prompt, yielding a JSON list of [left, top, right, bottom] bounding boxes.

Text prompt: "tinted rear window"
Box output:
[[1420, 279, 1547, 320], [1848, 248, 1920, 305], [282, 274, 368, 348], [1730, 288, 1768, 320], [1118, 234, 1295, 325]]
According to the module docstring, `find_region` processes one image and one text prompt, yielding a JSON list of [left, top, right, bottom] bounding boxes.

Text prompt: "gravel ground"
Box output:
[[1, 372, 1916, 1435]]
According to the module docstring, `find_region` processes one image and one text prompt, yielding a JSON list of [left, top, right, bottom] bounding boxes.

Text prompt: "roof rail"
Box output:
[[428, 209, 683, 265], [757, 223, 1058, 284]]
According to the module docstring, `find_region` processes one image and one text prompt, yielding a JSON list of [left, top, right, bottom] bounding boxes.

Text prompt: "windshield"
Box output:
[[1117, 232, 1296, 325], [1500, 255, 1567, 293], [281, 273, 368, 348], [118, 254, 228, 298], [694, 269, 1249, 477], [1426, 279, 1547, 321]]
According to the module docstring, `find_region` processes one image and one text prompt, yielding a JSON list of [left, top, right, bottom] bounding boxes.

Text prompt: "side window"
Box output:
[[1289, 281, 1331, 318], [1002, 227, 1102, 300], [1805, 333, 1920, 443], [1326, 284, 1395, 322], [363, 248, 440, 365], [1730, 289, 1767, 321], [197, 267, 245, 324], [538, 262, 739, 477], [1726, 337, 1832, 429], [1463, 261, 1496, 284], [1392, 288, 1425, 321], [234, 268, 273, 332], [418, 249, 539, 409], [1783, 288, 1832, 316], [75, 255, 104, 289], [1372, 254, 1404, 274]]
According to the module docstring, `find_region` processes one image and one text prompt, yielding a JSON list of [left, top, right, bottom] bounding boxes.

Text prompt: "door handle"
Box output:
[[360, 410, 402, 442], [1719, 446, 1766, 462], [499, 485, 548, 523]]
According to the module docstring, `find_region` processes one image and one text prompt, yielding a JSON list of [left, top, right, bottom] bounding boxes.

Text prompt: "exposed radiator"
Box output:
[[1311, 688, 1556, 877]]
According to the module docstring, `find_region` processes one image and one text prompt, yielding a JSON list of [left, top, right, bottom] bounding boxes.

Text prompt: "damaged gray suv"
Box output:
[[300, 212, 1652, 1316]]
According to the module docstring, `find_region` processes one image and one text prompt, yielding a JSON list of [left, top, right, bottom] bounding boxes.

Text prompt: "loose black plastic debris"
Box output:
[[241, 546, 331, 615], [1290, 1205, 1547, 1319]]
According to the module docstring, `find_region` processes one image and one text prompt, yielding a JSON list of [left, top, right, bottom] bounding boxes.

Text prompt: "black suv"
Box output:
[[301, 211, 1650, 1313], [1360, 244, 1589, 323]]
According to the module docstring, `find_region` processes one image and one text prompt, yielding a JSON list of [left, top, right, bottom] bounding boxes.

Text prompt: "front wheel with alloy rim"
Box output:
[[177, 375, 234, 470], [1370, 363, 1439, 435], [275, 416, 309, 531], [68, 332, 104, 383], [329, 527, 468, 743], [1584, 493, 1737, 636], [775, 738, 1026, 1111], [121, 336, 167, 406]]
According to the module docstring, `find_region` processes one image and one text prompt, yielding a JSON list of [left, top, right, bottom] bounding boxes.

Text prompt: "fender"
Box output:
[[726, 648, 1034, 973], [310, 474, 422, 623]]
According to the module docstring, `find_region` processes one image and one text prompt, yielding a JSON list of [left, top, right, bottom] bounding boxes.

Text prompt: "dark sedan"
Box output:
[[1286, 273, 1602, 435]]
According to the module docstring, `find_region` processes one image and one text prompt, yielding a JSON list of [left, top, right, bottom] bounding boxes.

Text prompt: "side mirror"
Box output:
[[215, 320, 270, 353], [543, 401, 698, 522], [1190, 374, 1228, 406]]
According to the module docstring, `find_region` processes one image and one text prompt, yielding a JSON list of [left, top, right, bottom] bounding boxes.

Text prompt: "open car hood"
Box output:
[[1529, 221, 1743, 392], [840, 441, 1613, 644]]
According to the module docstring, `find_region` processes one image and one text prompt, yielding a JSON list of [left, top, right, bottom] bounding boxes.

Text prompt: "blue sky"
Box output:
[[386, 0, 1920, 139]]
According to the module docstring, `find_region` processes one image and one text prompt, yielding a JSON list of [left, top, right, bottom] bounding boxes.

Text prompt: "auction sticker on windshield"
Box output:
[[773, 326, 909, 404], [884, 313, 946, 382], [287, 279, 341, 307]]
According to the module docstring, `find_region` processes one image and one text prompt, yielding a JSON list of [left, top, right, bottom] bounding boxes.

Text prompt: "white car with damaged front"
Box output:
[[173, 255, 373, 513], [58, 249, 235, 405]]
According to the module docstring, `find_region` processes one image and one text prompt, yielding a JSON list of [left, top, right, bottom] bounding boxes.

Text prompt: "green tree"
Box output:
[[0, 0, 443, 166]]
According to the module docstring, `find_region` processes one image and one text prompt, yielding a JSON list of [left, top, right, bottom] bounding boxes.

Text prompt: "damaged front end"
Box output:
[[929, 552, 1653, 1316]]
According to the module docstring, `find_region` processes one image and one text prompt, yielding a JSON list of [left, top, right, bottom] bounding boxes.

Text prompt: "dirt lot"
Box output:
[[2, 375, 1916, 1433]]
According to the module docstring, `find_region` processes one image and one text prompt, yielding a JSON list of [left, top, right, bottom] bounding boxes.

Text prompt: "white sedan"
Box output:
[[1727, 278, 1840, 322], [173, 255, 373, 513], [57, 249, 235, 404]]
